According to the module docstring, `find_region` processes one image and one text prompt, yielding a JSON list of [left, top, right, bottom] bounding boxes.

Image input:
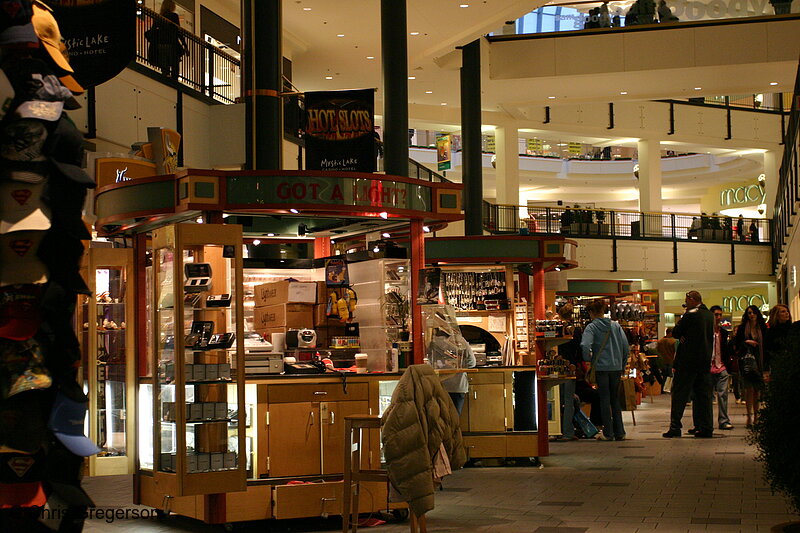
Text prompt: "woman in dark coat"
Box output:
[[766, 304, 792, 373], [147, 0, 186, 79], [733, 305, 768, 427]]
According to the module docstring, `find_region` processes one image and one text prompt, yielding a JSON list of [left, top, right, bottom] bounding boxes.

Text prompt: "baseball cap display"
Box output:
[[0, 338, 51, 399], [44, 115, 94, 187], [30, 0, 70, 74], [0, 230, 48, 286], [0, 70, 13, 121], [47, 390, 100, 457], [0, 181, 51, 233], [0, 284, 42, 341], [1, 118, 48, 162], [0, 0, 37, 46], [15, 73, 71, 121]]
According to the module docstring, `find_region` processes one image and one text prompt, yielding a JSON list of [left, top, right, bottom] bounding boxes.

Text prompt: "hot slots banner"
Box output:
[[304, 89, 376, 173]]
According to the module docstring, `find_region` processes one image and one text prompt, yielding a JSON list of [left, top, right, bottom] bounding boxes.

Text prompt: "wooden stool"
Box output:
[[342, 414, 424, 533]]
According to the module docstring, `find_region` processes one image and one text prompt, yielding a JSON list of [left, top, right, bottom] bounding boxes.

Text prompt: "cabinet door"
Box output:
[[321, 400, 369, 475], [267, 403, 321, 477], [467, 384, 506, 432]]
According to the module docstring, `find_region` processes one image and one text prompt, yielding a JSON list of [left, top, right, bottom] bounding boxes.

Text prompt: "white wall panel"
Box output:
[[94, 76, 139, 148], [182, 94, 212, 168]]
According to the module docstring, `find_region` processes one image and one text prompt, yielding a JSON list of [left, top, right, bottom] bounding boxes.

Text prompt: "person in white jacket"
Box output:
[[581, 299, 630, 441]]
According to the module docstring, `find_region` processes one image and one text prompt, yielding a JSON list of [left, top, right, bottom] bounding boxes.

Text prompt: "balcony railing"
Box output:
[[135, 6, 240, 104], [483, 202, 771, 245]]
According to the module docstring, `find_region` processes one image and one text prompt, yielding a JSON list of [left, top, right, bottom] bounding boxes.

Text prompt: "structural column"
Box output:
[[763, 150, 779, 218], [461, 39, 483, 236], [381, 0, 409, 177], [409, 220, 425, 364], [242, 0, 282, 170], [637, 139, 662, 237], [495, 125, 520, 231]]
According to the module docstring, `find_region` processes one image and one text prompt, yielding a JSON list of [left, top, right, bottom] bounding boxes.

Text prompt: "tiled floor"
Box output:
[[82, 393, 797, 532]]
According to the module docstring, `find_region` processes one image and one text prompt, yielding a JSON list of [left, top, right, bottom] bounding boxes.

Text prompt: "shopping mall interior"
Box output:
[[6, 0, 800, 531]]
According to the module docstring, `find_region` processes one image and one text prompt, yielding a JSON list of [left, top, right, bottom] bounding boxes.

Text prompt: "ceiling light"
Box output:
[[620, 91, 628, 95], [222, 213, 230, 218], [423, 226, 431, 233], [410, 31, 420, 35], [547, 96, 556, 99], [373, 246, 381, 253], [440, 102, 447, 106], [337, 34, 345, 37], [366, 56, 375, 60], [379, 212, 388, 219], [770, 82, 778, 86], [196, 217, 203, 223], [425, 90, 433, 94], [252, 239, 261, 246], [408, 76, 416, 80], [280, 249, 286, 254], [460, 3, 469, 7], [303, 7, 311, 10], [267, 233, 275, 237], [694, 87, 702, 90], [290, 208, 299, 214], [325, 76, 333, 80], [382, 232, 391, 238]]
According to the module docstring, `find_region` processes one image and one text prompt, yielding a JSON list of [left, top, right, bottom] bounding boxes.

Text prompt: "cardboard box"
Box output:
[[223, 452, 237, 469], [210, 452, 224, 471], [253, 281, 317, 307], [205, 364, 219, 380], [218, 363, 231, 380], [190, 403, 204, 421], [215, 402, 228, 420], [186, 454, 198, 473], [192, 364, 207, 382], [202, 402, 216, 420], [316, 281, 329, 304], [314, 304, 328, 327], [254, 303, 313, 330], [197, 453, 210, 472]]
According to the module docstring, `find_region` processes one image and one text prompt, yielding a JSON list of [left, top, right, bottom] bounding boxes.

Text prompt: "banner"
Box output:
[[49, 0, 137, 89], [304, 89, 376, 173], [568, 142, 582, 154], [436, 134, 451, 172]]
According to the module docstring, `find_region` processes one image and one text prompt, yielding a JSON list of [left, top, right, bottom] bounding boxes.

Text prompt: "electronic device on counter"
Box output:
[[206, 294, 231, 308], [283, 360, 327, 374], [484, 352, 503, 366], [184, 263, 212, 293], [286, 329, 317, 349], [207, 333, 235, 350]]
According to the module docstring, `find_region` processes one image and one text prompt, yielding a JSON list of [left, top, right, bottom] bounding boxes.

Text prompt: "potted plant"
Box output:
[[748, 328, 800, 532]]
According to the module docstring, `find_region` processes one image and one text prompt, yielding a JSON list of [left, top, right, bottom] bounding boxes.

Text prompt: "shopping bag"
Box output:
[[573, 409, 599, 439], [663, 376, 673, 393], [618, 378, 637, 411]]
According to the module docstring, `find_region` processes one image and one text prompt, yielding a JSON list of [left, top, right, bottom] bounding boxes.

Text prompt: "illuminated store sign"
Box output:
[[720, 182, 765, 206], [722, 294, 767, 312]]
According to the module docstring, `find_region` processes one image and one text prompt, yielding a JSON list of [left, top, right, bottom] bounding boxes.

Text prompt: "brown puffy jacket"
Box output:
[[381, 364, 466, 517]]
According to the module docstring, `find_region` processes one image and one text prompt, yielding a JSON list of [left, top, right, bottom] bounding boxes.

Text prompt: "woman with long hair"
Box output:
[[146, 0, 186, 78], [766, 304, 792, 379], [733, 305, 767, 427]]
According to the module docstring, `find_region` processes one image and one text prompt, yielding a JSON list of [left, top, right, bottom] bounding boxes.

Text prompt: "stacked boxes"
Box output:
[[253, 281, 318, 344]]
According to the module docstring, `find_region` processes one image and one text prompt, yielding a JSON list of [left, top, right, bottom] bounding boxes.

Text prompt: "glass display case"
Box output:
[[81, 248, 136, 476], [151, 223, 246, 497]]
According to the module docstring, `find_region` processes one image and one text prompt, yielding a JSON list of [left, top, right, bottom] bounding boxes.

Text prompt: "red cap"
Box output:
[[0, 284, 42, 341]]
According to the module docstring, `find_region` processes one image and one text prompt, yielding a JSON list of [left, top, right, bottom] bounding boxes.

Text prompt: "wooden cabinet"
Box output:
[[267, 403, 321, 477], [466, 384, 506, 432]]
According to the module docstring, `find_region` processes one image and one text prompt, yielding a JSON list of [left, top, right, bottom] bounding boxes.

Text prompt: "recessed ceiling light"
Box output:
[[382, 232, 391, 238], [620, 91, 628, 95], [440, 102, 447, 106], [267, 233, 275, 237], [289, 208, 299, 213], [694, 87, 702, 90], [425, 90, 433, 94], [423, 226, 431, 233], [410, 31, 420, 35], [325, 76, 333, 80], [337, 34, 345, 37], [303, 7, 311, 10], [408, 76, 416, 80], [547, 96, 556, 99], [460, 3, 469, 7], [252, 239, 261, 246], [366, 56, 375, 60], [770, 81, 778, 86]]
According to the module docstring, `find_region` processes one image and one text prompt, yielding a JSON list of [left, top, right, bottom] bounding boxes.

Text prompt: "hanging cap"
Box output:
[[0, 230, 48, 287], [48, 390, 100, 457], [0, 70, 15, 121], [0, 181, 51, 234], [30, 1, 72, 75], [0, 0, 37, 46], [0, 284, 42, 341]]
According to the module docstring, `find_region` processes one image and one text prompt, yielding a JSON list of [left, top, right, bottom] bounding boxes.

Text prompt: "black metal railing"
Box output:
[[408, 158, 450, 182], [135, 7, 240, 104], [772, 57, 800, 269], [483, 202, 772, 245]]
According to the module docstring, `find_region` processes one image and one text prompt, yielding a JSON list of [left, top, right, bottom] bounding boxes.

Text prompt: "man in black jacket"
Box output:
[[663, 291, 715, 438], [709, 305, 735, 430]]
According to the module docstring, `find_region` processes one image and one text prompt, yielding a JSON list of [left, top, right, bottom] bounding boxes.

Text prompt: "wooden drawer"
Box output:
[[272, 481, 342, 519], [463, 435, 506, 458], [467, 371, 505, 385], [225, 485, 272, 521], [505, 433, 537, 457], [272, 480, 386, 520], [268, 383, 368, 403]]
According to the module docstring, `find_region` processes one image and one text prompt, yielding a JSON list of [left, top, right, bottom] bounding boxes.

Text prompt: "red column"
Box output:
[[410, 220, 425, 364], [314, 236, 331, 258], [134, 233, 149, 378], [532, 262, 549, 457]]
